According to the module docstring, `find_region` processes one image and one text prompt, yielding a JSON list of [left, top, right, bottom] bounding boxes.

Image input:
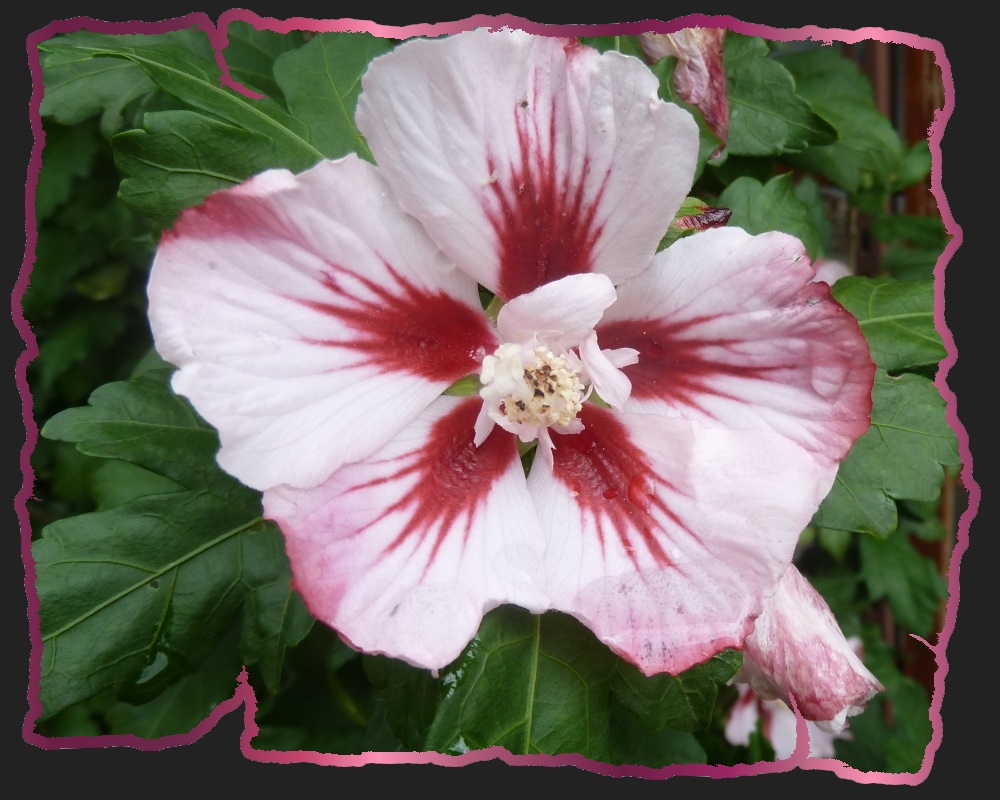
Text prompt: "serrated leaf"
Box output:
[[45, 39, 324, 172], [363, 655, 440, 751], [833, 276, 945, 372], [859, 532, 947, 636], [792, 175, 833, 258], [113, 109, 281, 223], [222, 22, 306, 102], [717, 173, 821, 258], [423, 608, 618, 758], [273, 32, 394, 162], [41, 369, 239, 495], [40, 49, 157, 136], [34, 370, 310, 721], [812, 370, 961, 535], [104, 624, 244, 738], [723, 34, 837, 157], [91, 460, 184, 511], [35, 121, 101, 221], [611, 649, 741, 732], [240, 580, 314, 693], [608, 705, 708, 766], [38, 29, 214, 136], [777, 47, 904, 193], [33, 492, 270, 719], [33, 305, 127, 399]]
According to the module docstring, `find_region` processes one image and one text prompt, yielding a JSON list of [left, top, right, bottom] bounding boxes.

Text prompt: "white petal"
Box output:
[[528, 405, 832, 676], [148, 156, 496, 491], [263, 397, 548, 671], [356, 30, 698, 299], [599, 226, 875, 468], [496, 273, 616, 346], [578, 331, 633, 409]]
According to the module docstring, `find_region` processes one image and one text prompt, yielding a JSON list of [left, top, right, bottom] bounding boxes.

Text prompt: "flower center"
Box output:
[[479, 341, 588, 436]]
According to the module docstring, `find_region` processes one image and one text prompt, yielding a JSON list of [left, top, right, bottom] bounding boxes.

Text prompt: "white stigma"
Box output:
[[477, 339, 589, 445]]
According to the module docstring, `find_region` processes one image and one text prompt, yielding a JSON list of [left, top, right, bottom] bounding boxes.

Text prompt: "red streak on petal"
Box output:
[[299, 261, 496, 382], [356, 399, 519, 572], [598, 316, 776, 414], [485, 91, 608, 301], [553, 406, 687, 568], [171, 189, 495, 383]]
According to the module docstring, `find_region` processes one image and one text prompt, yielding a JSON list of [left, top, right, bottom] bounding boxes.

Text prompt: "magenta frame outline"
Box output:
[[17, 9, 972, 785]]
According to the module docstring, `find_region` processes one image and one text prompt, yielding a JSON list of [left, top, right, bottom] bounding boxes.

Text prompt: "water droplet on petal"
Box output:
[[627, 473, 653, 511], [642, 340, 665, 361], [567, 430, 595, 454]]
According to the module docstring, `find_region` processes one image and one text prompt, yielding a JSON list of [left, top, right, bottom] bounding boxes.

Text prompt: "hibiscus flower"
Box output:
[[146, 29, 875, 703], [726, 630, 874, 758]]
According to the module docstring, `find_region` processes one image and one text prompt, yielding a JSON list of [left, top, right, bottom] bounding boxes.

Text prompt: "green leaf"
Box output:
[[723, 34, 837, 157], [273, 32, 395, 162], [90, 460, 184, 511], [35, 121, 101, 221], [832, 276, 945, 372], [777, 47, 904, 193], [792, 175, 833, 258], [46, 39, 324, 171], [812, 370, 961, 536], [108, 33, 391, 221], [881, 247, 940, 282], [250, 625, 375, 753], [833, 628, 932, 773], [240, 579, 315, 694], [423, 608, 618, 758], [816, 526, 854, 562], [608, 704, 708, 766], [104, 624, 244, 738], [40, 46, 156, 136], [859, 533, 947, 636], [41, 369, 239, 495], [33, 491, 270, 719], [33, 305, 128, 399], [363, 655, 440, 751], [611, 649, 741, 732], [34, 370, 306, 719], [893, 140, 933, 191], [23, 229, 99, 319], [717, 173, 821, 258], [899, 498, 948, 542], [38, 29, 214, 136], [871, 213, 949, 251], [221, 22, 306, 102], [113, 110, 280, 223]]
